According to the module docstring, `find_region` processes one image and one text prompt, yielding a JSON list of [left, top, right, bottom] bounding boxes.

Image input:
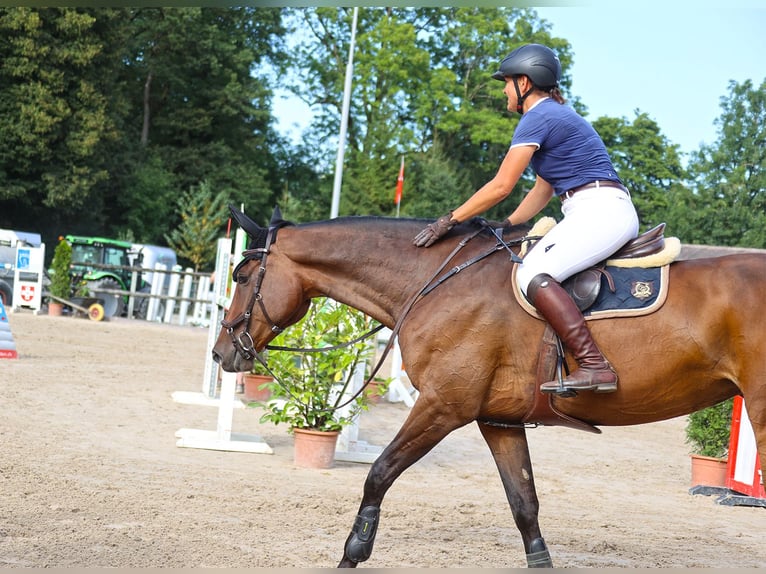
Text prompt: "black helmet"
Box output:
[[491, 44, 561, 89]]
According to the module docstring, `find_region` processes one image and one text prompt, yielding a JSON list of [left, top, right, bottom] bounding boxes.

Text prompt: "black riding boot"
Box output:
[[527, 273, 618, 394]]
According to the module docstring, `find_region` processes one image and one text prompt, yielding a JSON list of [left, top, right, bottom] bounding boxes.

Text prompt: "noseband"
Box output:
[[220, 225, 284, 363]]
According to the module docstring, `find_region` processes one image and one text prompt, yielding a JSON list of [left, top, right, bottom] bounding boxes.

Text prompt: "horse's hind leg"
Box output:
[[478, 422, 553, 568]]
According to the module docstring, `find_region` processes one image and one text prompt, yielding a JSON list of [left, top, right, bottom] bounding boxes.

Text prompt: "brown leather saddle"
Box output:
[[562, 223, 666, 311]]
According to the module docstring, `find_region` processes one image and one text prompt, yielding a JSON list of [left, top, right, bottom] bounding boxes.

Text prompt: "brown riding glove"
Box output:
[[413, 212, 458, 247]]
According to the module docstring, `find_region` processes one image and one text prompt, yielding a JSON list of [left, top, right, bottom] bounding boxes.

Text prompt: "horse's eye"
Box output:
[[236, 273, 248, 285]]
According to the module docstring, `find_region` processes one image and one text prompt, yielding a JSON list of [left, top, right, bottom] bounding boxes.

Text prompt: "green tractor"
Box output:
[[65, 235, 154, 319]]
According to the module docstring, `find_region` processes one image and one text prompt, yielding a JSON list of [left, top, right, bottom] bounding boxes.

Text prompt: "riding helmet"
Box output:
[[491, 44, 561, 89]]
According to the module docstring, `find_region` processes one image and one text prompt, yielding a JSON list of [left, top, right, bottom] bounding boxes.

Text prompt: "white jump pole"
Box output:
[[173, 229, 272, 454], [335, 358, 384, 464]]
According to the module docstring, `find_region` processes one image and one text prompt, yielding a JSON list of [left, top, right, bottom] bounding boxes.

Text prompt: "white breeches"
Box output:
[[516, 186, 639, 296]]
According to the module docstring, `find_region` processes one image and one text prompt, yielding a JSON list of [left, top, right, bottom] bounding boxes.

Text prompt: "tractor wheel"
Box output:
[[87, 278, 125, 318], [87, 303, 105, 322]]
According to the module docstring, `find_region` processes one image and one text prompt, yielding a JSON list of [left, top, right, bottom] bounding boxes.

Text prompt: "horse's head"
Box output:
[[212, 205, 311, 373]]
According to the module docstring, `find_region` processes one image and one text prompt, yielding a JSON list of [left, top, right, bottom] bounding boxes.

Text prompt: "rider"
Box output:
[[413, 43, 639, 395]]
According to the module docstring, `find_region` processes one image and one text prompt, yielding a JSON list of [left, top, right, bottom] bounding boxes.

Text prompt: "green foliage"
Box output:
[[257, 298, 375, 432], [164, 181, 227, 271], [676, 79, 766, 248], [0, 7, 286, 247], [685, 398, 733, 458], [0, 8, 119, 214], [49, 238, 72, 299], [398, 144, 470, 217], [117, 152, 179, 244]]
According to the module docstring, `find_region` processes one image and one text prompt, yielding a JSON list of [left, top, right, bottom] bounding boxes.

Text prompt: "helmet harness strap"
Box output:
[[512, 76, 534, 114]]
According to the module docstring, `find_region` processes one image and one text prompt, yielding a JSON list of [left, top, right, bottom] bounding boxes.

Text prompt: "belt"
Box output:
[[560, 180, 629, 200]]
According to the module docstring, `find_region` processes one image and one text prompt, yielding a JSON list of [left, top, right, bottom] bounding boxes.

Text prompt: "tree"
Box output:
[[111, 7, 287, 232], [164, 181, 227, 271], [0, 8, 127, 235], [678, 79, 766, 248], [0, 7, 288, 250]]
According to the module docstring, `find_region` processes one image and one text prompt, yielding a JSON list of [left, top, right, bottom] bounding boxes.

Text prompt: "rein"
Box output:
[[222, 221, 538, 414]]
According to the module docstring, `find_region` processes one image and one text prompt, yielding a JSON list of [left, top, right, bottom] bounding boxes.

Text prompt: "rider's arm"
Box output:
[[450, 144, 536, 223], [507, 176, 555, 226]]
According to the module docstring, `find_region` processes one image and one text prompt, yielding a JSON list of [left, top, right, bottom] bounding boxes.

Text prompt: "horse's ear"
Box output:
[[228, 204, 263, 238], [270, 205, 285, 227], [269, 205, 294, 230]]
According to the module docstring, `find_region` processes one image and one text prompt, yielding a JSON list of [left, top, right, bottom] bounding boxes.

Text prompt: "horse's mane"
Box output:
[[295, 214, 532, 236], [239, 209, 535, 253]]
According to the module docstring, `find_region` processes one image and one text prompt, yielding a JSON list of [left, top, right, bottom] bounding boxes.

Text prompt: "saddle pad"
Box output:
[[512, 264, 670, 321]]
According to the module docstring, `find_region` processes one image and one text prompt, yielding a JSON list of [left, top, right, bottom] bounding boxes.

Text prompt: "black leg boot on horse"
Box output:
[[527, 273, 618, 395]]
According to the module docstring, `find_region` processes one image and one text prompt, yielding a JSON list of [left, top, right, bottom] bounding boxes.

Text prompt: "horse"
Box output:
[[212, 207, 766, 568]]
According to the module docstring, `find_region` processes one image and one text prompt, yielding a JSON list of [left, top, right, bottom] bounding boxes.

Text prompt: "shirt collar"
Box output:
[[527, 97, 550, 112]]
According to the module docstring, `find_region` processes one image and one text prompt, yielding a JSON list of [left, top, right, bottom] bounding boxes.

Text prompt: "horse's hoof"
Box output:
[[345, 505, 379, 563], [527, 537, 553, 567]]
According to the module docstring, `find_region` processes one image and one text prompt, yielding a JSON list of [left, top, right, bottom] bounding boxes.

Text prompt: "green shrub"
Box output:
[[257, 298, 376, 432], [685, 398, 733, 458], [49, 238, 73, 299]]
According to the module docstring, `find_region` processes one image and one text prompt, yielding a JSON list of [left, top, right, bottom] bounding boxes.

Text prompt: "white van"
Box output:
[[131, 243, 178, 290]]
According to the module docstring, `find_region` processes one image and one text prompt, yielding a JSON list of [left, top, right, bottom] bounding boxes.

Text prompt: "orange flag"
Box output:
[[394, 157, 404, 205]]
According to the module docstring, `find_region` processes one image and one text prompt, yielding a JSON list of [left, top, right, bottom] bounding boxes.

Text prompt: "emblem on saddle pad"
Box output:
[[630, 280, 654, 300]]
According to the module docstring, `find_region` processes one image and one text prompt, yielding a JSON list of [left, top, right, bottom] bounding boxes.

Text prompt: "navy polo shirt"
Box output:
[[510, 98, 621, 196]]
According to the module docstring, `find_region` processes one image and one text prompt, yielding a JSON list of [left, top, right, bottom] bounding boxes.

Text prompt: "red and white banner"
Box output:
[[726, 396, 765, 498]]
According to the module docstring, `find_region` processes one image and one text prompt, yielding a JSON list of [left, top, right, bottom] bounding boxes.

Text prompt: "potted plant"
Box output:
[[241, 351, 274, 402], [48, 237, 73, 315], [685, 398, 733, 488], [256, 297, 376, 468]]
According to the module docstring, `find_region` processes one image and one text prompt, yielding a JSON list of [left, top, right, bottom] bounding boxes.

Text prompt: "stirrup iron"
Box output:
[[543, 334, 577, 397]]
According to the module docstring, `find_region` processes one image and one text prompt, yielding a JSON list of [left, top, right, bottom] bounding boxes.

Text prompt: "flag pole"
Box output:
[[330, 7, 359, 220]]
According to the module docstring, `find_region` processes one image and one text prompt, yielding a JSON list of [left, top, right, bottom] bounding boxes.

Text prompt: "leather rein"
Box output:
[[221, 221, 534, 412]]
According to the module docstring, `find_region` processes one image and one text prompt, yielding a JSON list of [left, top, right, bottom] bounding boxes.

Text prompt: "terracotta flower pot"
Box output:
[[293, 428, 339, 469], [242, 373, 273, 402], [690, 454, 728, 488], [48, 301, 64, 316]]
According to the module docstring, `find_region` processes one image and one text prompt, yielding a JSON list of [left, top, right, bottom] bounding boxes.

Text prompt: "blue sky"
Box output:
[[272, 1, 765, 160]]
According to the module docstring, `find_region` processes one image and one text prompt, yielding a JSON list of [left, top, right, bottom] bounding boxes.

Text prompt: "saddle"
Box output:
[[562, 223, 667, 311]]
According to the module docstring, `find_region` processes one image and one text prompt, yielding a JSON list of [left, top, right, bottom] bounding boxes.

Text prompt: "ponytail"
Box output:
[[549, 87, 566, 104]]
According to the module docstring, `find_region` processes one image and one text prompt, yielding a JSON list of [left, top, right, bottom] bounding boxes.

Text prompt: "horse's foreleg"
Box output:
[[338, 403, 463, 568], [478, 422, 553, 568]]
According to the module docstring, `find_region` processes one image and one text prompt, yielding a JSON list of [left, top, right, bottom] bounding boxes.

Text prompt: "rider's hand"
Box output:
[[413, 212, 458, 247]]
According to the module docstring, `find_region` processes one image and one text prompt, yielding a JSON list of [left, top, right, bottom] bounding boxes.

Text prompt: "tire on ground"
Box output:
[[87, 278, 125, 318]]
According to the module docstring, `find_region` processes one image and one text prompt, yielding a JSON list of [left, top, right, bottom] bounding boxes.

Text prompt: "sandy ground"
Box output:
[[1, 310, 764, 568]]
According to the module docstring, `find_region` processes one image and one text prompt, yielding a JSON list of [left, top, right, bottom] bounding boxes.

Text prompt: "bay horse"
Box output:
[[212, 207, 766, 568]]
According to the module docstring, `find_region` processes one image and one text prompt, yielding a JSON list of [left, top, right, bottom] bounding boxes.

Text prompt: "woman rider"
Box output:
[[413, 43, 639, 395]]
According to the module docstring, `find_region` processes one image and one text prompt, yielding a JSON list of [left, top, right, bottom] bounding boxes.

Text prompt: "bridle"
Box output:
[[220, 225, 284, 364]]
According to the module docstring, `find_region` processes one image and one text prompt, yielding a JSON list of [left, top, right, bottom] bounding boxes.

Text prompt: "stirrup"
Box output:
[[542, 335, 577, 398]]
